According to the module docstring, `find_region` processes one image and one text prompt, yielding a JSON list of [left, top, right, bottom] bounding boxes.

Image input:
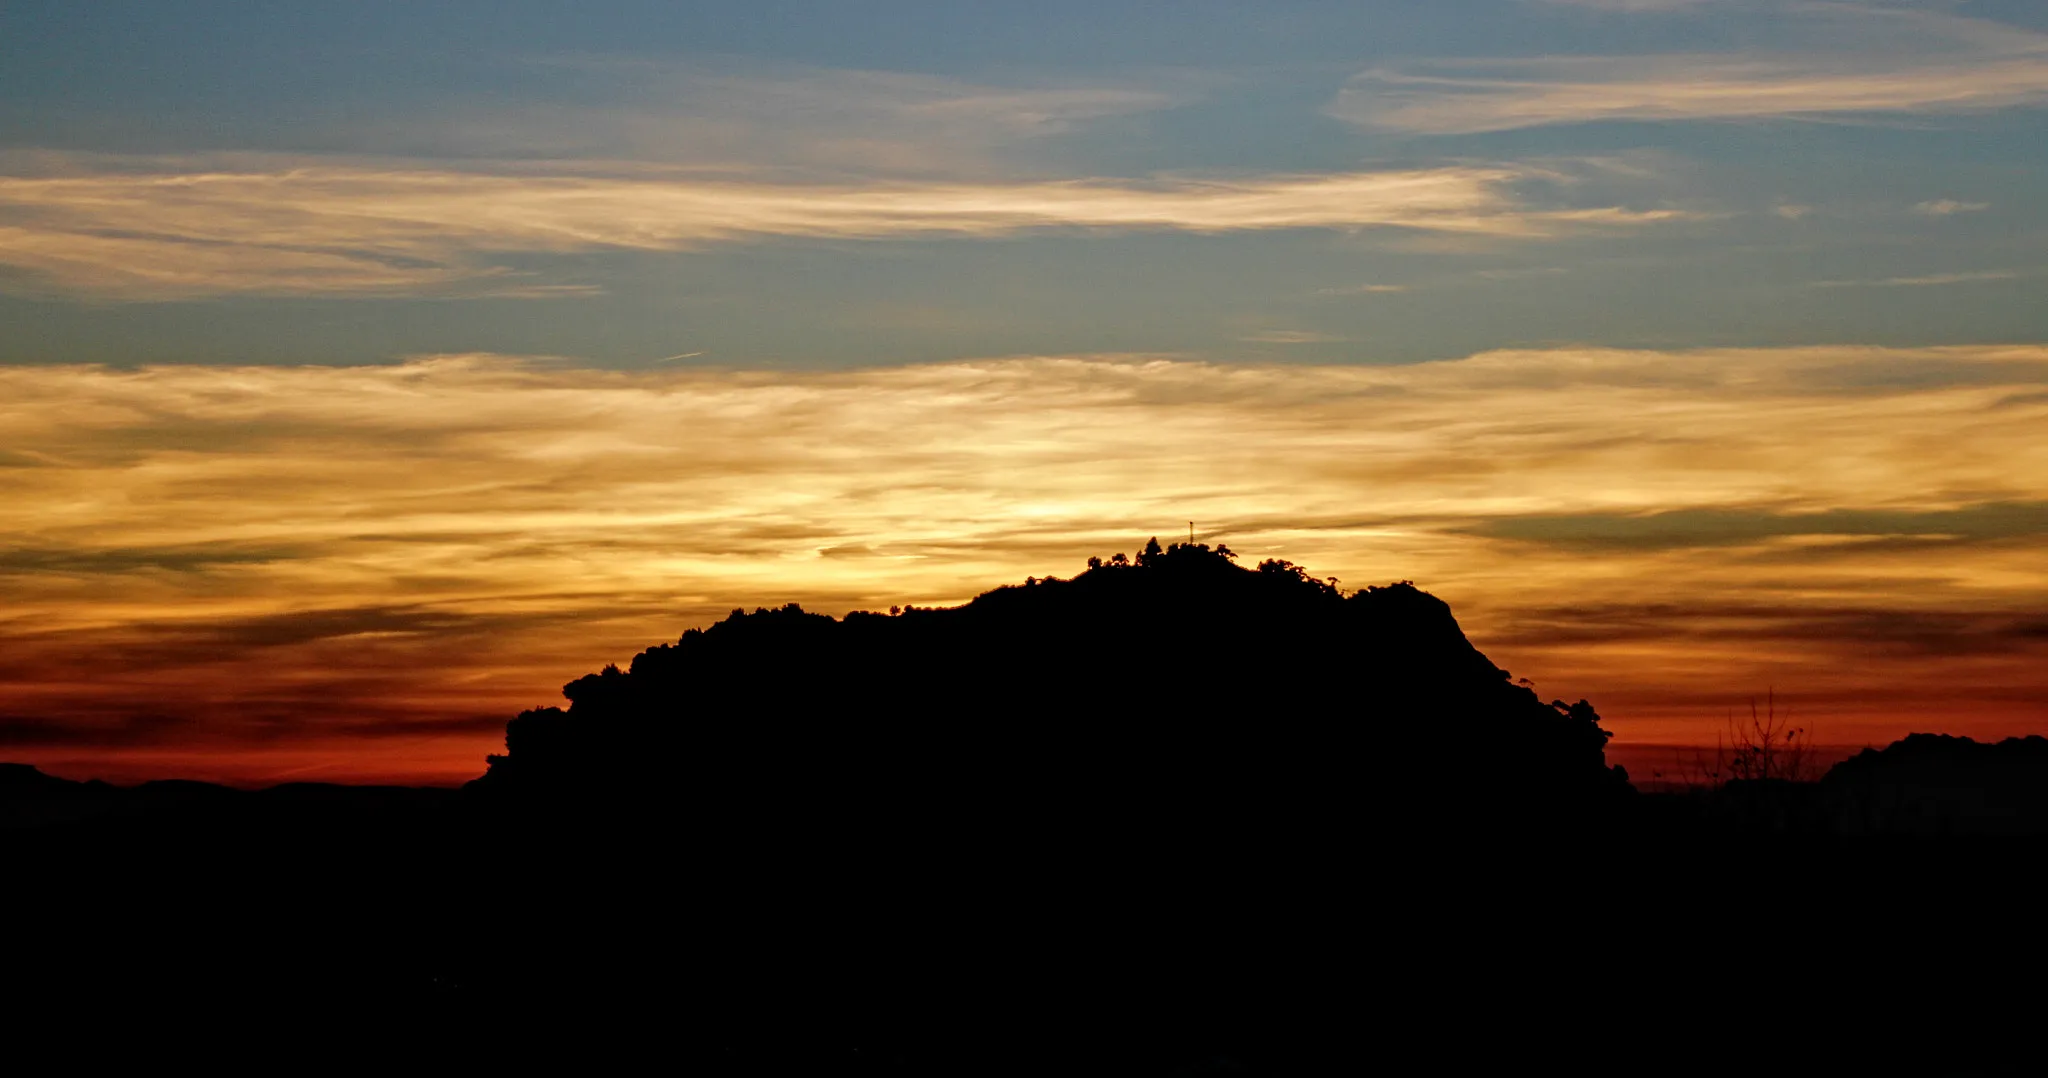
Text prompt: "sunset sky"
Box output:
[[4, 1, 2045, 785]]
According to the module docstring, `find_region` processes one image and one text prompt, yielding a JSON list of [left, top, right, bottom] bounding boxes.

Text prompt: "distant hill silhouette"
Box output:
[[0, 762, 452, 831], [468, 541, 1632, 847], [1824, 733, 2048, 835]]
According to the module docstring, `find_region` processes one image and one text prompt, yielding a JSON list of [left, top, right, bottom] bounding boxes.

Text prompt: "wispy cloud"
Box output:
[[1476, 266, 1569, 279], [4, 344, 2047, 779], [1913, 199, 1990, 217], [388, 64, 1185, 175], [0, 157, 1687, 299], [1313, 283, 1409, 295], [1240, 329, 1347, 343], [1812, 270, 2020, 288], [1331, 8, 2048, 133]]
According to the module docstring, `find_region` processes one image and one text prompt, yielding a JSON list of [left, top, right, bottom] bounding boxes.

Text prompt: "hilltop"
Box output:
[[469, 539, 1632, 848]]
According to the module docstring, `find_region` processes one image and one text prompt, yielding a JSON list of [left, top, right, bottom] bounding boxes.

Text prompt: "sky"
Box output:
[[3, 0, 2045, 785]]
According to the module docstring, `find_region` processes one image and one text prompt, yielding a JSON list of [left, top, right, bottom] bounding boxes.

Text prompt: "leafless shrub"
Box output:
[[1658, 690, 1819, 790]]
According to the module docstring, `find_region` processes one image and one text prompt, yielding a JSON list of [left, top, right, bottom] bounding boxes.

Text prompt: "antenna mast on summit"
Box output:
[[1189, 521, 1195, 545]]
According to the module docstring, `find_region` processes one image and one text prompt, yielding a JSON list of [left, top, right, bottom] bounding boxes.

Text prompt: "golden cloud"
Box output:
[[0, 158, 1686, 298], [4, 346, 2046, 783]]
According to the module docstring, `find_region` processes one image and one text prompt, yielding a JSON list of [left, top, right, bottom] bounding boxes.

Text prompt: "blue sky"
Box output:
[[5, 0, 2045, 367]]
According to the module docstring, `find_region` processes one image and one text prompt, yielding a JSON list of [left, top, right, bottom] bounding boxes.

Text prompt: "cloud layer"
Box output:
[[4, 345, 2046, 782], [1334, 8, 2048, 132], [0, 158, 1685, 299]]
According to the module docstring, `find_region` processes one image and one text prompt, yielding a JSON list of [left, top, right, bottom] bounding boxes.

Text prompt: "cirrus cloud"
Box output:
[[0, 156, 1691, 299], [1913, 199, 1990, 217], [1332, 8, 2048, 133]]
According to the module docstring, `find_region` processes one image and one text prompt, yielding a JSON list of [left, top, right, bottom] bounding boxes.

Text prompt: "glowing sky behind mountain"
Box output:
[[4, 2, 2045, 784]]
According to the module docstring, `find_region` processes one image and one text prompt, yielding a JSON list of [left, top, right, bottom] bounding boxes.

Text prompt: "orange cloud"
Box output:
[[3, 346, 2044, 783]]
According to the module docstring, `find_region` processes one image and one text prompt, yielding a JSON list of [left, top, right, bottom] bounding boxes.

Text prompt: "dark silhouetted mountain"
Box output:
[[467, 542, 1631, 851], [1824, 733, 2048, 835], [11, 548, 2045, 1071]]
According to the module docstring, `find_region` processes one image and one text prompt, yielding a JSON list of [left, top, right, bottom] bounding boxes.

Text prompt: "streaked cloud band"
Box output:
[[1334, 10, 2048, 133], [4, 345, 2045, 781], [1334, 54, 2048, 133], [0, 159, 1683, 299]]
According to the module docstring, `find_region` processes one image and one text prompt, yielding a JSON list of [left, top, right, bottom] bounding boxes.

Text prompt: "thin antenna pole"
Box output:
[[1189, 521, 1195, 545]]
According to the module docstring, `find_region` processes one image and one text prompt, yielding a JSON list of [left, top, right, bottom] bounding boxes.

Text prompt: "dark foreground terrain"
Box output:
[[8, 545, 2043, 1072]]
